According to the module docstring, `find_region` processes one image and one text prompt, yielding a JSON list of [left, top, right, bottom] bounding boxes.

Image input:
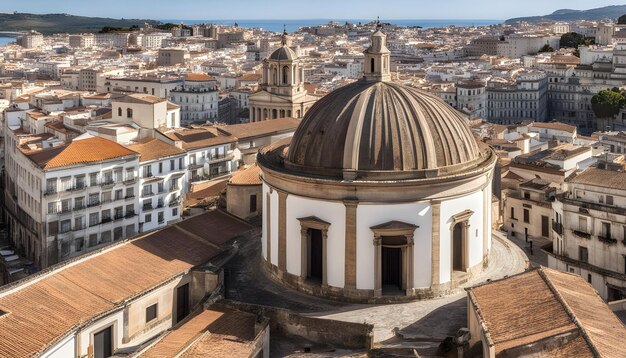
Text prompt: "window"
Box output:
[[89, 193, 99, 206], [46, 178, 57, 194], [102, 171, 113, 185], [89, 172, 98, 186], [75, 197, 84, 210], [172, 208, 178, 217], [101, 231, 112, 243], [143, 165, 152, 178], [74, 217, 84, 230], [126, 187, 135, 198], [75, 237, 84, 252], [113, 227, 123, 241], [118, 107, 122, 116], [143, 185, 152, 196], [523, 209, 529, 223], [75, 175, 86, 189], [579, 246, 588, 263], [126, 108, 133, 118], [250, 194, 257, 213], [602, 222, 611, 239], [89, 213, 99, 226], [101, 209, 111, 223], [523, 191, 530, 199], [579, 216, 587, 233], [607, 195, 614, 205], [145, 214, 152, 223], [179, 158, 184, 169], [89, 234, 98, 247], [101, 191, 112, 204], [60, 219, 71, 233], [146, 304, 158, 323], [115, 189, 123, 201], [170, 159, 175, 170], [510, 207, 515, 219], [158, 211, 164, 224], [114, 207, 123, 220], [158, 162, 163, 174], [587, 273, 592, 284], [48, 202, 57, 214]]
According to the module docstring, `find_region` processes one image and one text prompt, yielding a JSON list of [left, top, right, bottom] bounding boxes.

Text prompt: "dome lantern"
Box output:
[[363, 18, 391, 82]]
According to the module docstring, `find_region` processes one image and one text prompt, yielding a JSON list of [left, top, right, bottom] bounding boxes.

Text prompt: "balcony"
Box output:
[[169, 198, 180, 207], [87, 200, 100, 208], [73, 224, 86, 231], [552, 221, 563, 236], [114, 214, 124, 221], [100, 179, 114, 188], [572, 230, 591, 239], [44, 188, 57, 196], [598, 235, 618, 245], [142, 204, 154, 211], [123, 176, 138, 184], [125, 194, 136, 201], [74, 203, 85, 211], [125, 211, 136, 219], [156, 201, 164, 209], [207, 152, 235, 164], [170, 185, 180, 192], [101, 217, 112, 224]]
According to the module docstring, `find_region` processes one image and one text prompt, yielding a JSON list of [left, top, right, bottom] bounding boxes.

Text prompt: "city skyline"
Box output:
[[1, 0, 625, 20]]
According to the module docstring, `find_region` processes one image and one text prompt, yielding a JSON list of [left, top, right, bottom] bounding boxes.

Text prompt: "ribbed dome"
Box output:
[[269, 46, 296, 60], [285, 80, 484, 180]]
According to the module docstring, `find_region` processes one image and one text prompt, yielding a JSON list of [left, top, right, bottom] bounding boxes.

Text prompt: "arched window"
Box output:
[[272, 67, 277, 85], [370, 58, 375, 73], [117, 107, 122, 117], [282, 66, 289, 85], [126, 108, 133, 118]]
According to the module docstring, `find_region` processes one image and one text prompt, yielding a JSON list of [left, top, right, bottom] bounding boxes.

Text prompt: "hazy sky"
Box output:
[[1, 0, 624, 20]]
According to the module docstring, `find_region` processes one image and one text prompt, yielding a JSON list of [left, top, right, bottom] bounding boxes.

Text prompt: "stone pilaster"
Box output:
[[278, 190, 288, 271], [344, 200, 358, 289], [431, 201, 441, 287], [373, 235, 382, 297]]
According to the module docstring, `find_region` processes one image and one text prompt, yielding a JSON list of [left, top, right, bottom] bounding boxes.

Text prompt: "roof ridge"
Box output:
[[537, 268, 600, 357]]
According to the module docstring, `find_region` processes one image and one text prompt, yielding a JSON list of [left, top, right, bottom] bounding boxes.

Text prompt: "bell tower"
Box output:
[[363, 18, 391, 82]]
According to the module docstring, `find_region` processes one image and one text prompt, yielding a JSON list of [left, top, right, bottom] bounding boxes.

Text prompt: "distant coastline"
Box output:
[[160, 19, 502, 32]]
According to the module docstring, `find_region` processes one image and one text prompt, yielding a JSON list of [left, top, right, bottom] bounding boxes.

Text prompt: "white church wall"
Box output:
[[285, 195, 346, 288], [356, 202, 432, 290], [439, 190, 485, 284]]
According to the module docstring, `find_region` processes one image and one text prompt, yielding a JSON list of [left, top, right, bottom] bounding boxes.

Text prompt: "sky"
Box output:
[[1, 0, 624, 20]]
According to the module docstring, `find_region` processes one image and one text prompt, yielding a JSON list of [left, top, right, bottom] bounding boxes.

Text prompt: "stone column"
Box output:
[[431, 201, 441, 288], [406, 234, 415, 296], [322, 230, 329, 288], [344, 200, 358, 290], [482, 186, 490, 265], [278, 190, 288, 271], [300, 227, 308, 282], [373, 236, 382, 297]]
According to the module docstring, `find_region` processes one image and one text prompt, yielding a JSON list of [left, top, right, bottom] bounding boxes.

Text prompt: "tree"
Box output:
[[591, 89, 626, 119], [560, 32, 592, 49], [619, 14, 626, 24], [538, 44, 554, 53]]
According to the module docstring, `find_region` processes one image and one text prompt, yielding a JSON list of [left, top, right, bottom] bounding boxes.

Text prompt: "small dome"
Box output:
[[284, 80, 486, 180], [269, 46, 296, 61]]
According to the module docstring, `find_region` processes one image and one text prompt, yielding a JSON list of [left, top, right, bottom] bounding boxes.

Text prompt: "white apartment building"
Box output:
[[127, 138, 186, 232], [138, 32, 172, 48], [456, 81, 486, 119], [486, 71, 548, 124], [68, 34, 95, 48], [3, 133, 140, 268], [105, 76, 183, 98], [170, 73, 219, 125], [549, 167, 626, 301], [94, 32, 130, 48], [18, 30, 44, 49], [111, 93, 180, 130]]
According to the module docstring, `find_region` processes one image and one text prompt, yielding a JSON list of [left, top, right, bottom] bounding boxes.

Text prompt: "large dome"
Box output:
[[284, 80, 486, 180]]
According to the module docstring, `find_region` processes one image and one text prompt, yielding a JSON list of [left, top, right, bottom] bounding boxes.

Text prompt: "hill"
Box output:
[[505, 5, 626, 24], [0, 13, 159, 34]]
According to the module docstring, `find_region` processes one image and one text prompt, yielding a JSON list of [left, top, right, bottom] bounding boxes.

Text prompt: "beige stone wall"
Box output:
[[227, 184, 262, 220], [503, 195, 552, 241]]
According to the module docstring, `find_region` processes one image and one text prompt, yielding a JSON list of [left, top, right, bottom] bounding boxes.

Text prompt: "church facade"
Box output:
[[248, 30, 317, 122], [257, 25, 496, 302]]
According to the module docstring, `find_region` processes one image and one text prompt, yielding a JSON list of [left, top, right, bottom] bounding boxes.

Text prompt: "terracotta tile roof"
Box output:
[[229, 163, 261, 185], [568, 167, 626, 190], [116, 93, 166, 105], [26, 136, 138, 169], [126, 138, 185, 162], [217, 118, 300, 140], [529, 121, 577, 134], [0, 211, 253, 358], [187, 179, 228, 207], [162, 127, 236, 151], [140, 307, 257, 358], [185, 73, 216, 81], [166, 101, 180, 110], [237, 73, 262, 82], [467, 267, 626, 357]]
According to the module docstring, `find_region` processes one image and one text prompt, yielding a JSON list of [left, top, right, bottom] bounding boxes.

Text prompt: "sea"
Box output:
[[0, 36, 15, 46], [160, 19, 501, 33]]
